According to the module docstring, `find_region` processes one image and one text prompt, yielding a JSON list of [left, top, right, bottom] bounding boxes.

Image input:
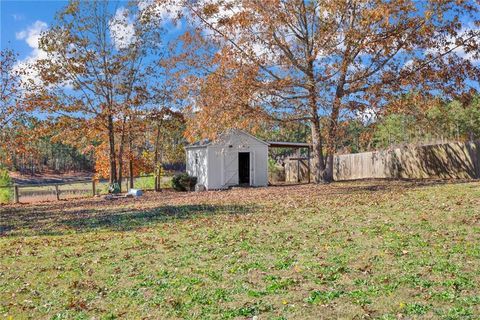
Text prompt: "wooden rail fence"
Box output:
[[0, 174, 172, 204]]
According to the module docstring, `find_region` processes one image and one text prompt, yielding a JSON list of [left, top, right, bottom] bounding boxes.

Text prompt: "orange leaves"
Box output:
[[94, 141, 152, 179], [202, 3, 220, 16], [183, 54, 269, 142], [0, 49, 24, 130]]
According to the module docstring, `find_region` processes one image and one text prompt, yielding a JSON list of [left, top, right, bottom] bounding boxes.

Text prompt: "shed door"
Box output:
[[224, 150, 238, 186], [238, 152, 250, 185]]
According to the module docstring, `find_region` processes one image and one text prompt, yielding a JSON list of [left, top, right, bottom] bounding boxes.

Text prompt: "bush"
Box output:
[[268, 158, 285, 183], [108, 182, 121, 194], [172, 173, 197, 191], [0, 167, 12, 204]]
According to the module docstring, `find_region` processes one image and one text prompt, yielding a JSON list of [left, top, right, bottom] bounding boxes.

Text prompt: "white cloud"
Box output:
[[426, 24, 480, 65], [12, 13, 25, 21], [13, 20, 49, 87], [356, 107, 377, 124], [15, 20, 48, 48], [15, 30, 26, 39], [109, 7, 136, 50], [138, 0, 184, 25]]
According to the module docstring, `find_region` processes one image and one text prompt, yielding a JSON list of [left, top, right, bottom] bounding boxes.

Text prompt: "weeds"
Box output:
[[0, 180, 479, 318]]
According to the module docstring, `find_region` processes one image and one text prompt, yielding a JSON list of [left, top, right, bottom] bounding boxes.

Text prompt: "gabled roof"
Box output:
[[185, 129, 269, 149], [185, 138, 212, 148], [226, 129, 270, 146]]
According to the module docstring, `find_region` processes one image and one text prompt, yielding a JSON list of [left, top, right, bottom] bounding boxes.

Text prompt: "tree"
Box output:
[[0, 49, 23, 130], [147, 108, 185, 191], [35, 0, 165, 188], [184, 0, 479, 182]]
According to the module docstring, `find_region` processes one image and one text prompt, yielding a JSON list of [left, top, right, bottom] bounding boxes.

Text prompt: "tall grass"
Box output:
[[0, 167, 12, 204]]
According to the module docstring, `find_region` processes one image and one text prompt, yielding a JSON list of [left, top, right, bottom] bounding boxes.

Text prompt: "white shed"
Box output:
[[185, 129, 269, 190]]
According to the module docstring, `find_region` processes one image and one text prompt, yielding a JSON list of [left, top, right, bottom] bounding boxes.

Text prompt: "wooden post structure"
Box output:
[[55, 185, 60, 201], [307, 146, 311, 184], [14, 185, 19, 204], [92, 179, 96, 197], [297, 158, 300, 183]]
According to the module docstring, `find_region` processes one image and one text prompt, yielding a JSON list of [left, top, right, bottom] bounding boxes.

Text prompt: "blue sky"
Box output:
[[1, 0, 185, 77], [1, 1, 73, 60], [1, 0, 478, 113]]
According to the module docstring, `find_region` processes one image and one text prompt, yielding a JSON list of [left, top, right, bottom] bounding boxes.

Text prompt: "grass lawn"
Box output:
[[1, 180, 479, 319]]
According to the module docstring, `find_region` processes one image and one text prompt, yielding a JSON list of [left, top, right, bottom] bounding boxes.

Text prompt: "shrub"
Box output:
[[268, 158, 285, 183], [172, 173, 197, 191], [108, 182, 121, 194], [0, 167, 12, 204]]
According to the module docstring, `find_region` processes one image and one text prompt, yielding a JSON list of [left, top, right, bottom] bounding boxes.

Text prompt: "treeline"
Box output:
[[339, 94, 480, 153], [10, 138, 94, 174], [0, 117, 93, 174], [0, 112, 186, 180], [264, 94, 480, 158]]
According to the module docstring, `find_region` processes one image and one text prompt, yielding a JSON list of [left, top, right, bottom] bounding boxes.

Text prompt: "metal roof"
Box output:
[[185, 129, 270, 149], [184, 138, 212, 149], [185, 130, 311, 149], [267, 141, 312, 148]]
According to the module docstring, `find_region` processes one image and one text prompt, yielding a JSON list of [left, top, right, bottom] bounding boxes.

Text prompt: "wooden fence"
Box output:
[[0, 174, 173, 204], [285, 140, 480, 182]]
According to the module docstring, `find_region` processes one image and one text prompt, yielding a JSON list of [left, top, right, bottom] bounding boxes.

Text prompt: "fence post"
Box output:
[[55, 185, 60, 201], [14, 185, 19, 204], [307, 147, 311, 183], [92, 179, 96, 197]]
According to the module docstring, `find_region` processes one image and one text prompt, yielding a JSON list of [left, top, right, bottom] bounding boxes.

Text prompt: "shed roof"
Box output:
[[184, 138, 212, 148], [185, 129, 269, 149], [267, 141, 312, 148], [185, 129, 311, 149]]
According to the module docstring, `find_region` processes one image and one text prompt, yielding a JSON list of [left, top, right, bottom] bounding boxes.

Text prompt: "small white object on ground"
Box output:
[[128, 189, 143, 197]]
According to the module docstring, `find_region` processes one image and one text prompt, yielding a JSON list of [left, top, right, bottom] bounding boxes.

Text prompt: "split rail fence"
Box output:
[[0, 174, 172, 204]]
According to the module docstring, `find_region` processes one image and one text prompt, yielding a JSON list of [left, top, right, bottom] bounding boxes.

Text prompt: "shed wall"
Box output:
[[186, 147, 208, 186], [206, 133, 268, 189]]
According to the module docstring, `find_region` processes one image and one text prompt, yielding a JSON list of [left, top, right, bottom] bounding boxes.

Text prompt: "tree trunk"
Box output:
[[117, 117, 128, 192], [107, 114, 117, 185], [307, 73, 326, 184], [128, 131, 134, 190], [128, 122, 135, 189], [129, 158, 134, 189], [117, 155, 123, 192], [323, 96, 341, 182], [153, 122, 162, 192], [310, 115, 326, 183], [156, 161, 162, 192]]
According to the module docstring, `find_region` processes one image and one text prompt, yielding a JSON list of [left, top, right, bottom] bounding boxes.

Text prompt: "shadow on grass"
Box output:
[[0, 203, 257, 237], [271, 178, 478, 194]]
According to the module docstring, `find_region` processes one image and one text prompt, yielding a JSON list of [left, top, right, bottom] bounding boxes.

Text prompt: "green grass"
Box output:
[[0, 187, 12, 204], [0, 168, 12, 204], [1, 180, 479, 319]]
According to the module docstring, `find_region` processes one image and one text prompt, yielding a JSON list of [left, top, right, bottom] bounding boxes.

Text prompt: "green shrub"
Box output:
[[108, 182, 121, 194], [0, 167, 12, 204], [172, 173, 197, 191], [268, 158, 285, 183]]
